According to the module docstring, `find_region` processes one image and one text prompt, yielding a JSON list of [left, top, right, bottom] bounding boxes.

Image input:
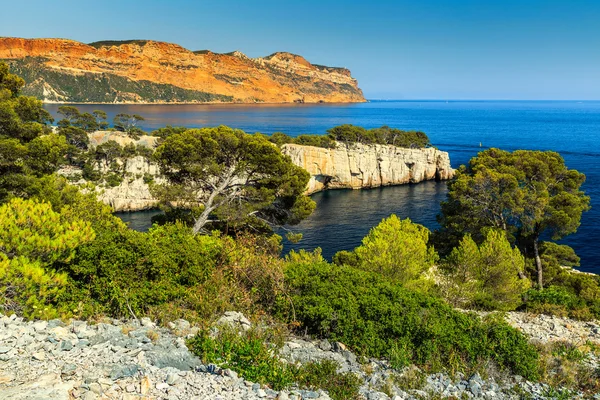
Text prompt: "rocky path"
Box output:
[[1, 311, 599, 400]]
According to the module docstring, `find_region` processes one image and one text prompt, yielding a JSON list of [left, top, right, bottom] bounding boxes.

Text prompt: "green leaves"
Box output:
[[0, 198, 95, 264], [436, 148, 590, 288], [443, 230, 530, 311], [282, 260, 539, 379], [339, 215, 437, 293], [153, 125, 314, 234]]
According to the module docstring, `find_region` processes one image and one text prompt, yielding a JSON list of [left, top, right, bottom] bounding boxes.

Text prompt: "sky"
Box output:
[[1, 0, 599, 100]]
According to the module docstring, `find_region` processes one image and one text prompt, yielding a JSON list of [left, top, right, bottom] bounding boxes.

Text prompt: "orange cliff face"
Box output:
[[0, 37, 366, 104]]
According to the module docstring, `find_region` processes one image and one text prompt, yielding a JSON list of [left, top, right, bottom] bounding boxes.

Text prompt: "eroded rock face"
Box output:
[[63, 133, 454, 211], [281, 143, 454, 194], [0, 38, 365, 104], [96, 156, 162, 212]]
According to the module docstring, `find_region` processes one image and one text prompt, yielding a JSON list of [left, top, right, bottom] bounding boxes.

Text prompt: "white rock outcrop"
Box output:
[[96, 156, 162, 212], [282, 142, 454, 194], [69, 133, 454, 211]]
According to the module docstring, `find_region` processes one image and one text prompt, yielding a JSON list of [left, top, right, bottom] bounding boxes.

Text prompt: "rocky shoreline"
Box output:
[[1, 311, 598, 400]]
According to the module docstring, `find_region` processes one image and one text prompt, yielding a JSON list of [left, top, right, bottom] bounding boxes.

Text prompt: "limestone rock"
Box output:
[[282, 142, 454, 194], [216, 311, 252, 331]]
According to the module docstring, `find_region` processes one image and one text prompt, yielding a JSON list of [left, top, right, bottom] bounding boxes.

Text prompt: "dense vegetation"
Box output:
[[1, 62, 599, 396], [267, 124, 431, 149], [5, 58, 235, 103]]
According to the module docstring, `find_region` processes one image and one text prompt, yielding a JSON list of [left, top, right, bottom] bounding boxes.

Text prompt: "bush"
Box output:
[[0, 198, 95, 318], [187, 327, 361, 399], [281, 261, 540, 379], [0, 255, 69, 319], [441, 230, 530, 311], [336, 215, 437, 293], [63, 222, 223, 320], [523, 285, 597, 320]]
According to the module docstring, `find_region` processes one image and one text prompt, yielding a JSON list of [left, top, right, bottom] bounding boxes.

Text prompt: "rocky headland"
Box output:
[[0, 38, 365, 104], [1, 311, 598, 400], [281, 143, 454, 194], [60, 132, 454, 212]]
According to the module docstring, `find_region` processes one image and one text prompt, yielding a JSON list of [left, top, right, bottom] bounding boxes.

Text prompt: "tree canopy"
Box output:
[[152, 125, 315, 234], [0, 61, 65, 202], [436, 148, 590, 289], [334, 215, 437, 293]]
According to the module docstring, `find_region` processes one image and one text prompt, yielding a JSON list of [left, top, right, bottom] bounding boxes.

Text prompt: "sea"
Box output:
[[45, 101, 600, 273]]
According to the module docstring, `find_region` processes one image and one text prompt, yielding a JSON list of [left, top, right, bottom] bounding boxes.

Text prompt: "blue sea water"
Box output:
[[45, 101, 600, 273]]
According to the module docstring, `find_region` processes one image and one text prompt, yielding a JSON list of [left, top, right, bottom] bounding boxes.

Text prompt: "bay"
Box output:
[[45, 101, 600, 272]]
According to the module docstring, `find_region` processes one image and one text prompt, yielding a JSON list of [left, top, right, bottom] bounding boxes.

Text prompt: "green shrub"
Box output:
[[0, 255, 69, 319], [281, 261, 540, 379], [187, 328, 361, 399], [441, 230, 530, 311], [104, 172, 123, 187], [63, 222, 223, 320], [0, 198, 95, 318], [336, 215, 436, 293], [523, 285, 597, 320]]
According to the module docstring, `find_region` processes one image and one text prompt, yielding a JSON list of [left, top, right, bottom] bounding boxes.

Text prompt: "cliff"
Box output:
[[281, 143, 454, 194], [0, 37, 365, 104], [60, 133, 454, 211]]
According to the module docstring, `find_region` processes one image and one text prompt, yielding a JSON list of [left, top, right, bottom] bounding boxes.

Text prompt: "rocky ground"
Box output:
[[0, 311, 599, 400]]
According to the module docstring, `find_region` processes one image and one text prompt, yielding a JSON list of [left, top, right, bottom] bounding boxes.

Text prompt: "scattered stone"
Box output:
[[216, 311, 252, 331], [0, 312, 597, 400], [109, 364, 140, 380], [166, 372, 179, 385], [140, 376, 152, 395], [60, 340, 73, 351]]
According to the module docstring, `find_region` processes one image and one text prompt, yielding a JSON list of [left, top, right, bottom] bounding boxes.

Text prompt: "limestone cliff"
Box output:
[[0, 38, 365, 104], [62, 133, 453, 211], [281, 143, 454, 194]]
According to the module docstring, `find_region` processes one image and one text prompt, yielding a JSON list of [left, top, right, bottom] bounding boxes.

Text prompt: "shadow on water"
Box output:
[[282, 181, 448, 260]]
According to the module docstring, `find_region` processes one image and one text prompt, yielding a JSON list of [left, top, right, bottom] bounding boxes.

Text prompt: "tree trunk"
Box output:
[[192, 207, 213, 234], [533, 238, 543, 290]]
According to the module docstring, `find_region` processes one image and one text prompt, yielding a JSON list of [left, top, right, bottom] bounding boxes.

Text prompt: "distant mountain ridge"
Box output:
[[0, 37, 365, 104]]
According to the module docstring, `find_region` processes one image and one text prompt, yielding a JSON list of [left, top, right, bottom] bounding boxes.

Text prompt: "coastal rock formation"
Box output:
[[62, 133, 454, 211], [0, 37, 365, 104], [282, 142, 454, 194], [96, 156, 162, 212]]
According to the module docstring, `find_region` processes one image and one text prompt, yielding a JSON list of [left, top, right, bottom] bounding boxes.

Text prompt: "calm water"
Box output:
[[46, 101, 600, 272]]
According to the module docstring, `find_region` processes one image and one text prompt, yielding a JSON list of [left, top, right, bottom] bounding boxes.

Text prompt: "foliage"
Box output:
[[536, 341, 600, 394], [113, 113, 145, 138], [327, 124, 430, 148], [436, 148, 590, 289], [152, 125, 315, 234], [281, 261, 540, 379], [151, 125, 189, 139], [63, 222, 222, 319], [0, 198, 94, 318], [268, 125, 430, 149], [0, 198, 95, 263], [0, 255, 69, 319], [0, 62, 60, 202], [441, 230, 530, 311], [188, 327, 361, 399], [335, 215, 436, 292], [57, 106, 101, 132], [58, 125, 90, 151], [25, 134, 71, 176]]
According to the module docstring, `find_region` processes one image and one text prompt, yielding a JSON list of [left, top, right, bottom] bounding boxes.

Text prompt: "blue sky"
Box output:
[[2, 0, 599, 99]]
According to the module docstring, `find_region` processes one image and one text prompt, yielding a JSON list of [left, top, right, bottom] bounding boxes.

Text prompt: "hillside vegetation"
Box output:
[[1, 62, 599, 397]]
